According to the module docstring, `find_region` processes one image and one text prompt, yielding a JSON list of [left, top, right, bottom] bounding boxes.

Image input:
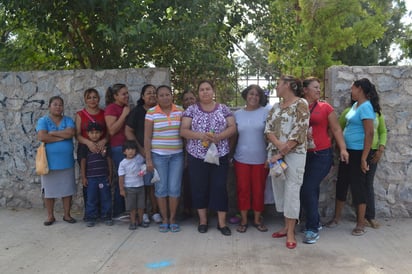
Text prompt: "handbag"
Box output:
[[35, 142, 49, 175]]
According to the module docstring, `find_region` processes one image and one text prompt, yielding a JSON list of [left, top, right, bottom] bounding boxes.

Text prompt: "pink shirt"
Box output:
[[105, 103, 126, 147]]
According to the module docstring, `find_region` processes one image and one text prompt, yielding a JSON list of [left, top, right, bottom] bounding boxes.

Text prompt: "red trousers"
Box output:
[[234, 161, 268, 212]]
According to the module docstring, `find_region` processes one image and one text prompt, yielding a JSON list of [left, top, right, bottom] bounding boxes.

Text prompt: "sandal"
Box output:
[[170, 223, 180, 232], [63, 217, 77, 224], [351, 227, 365, 236], [43, 217, 56, 226], [324, 219, 339, 228], [365, 219, 380, 229], [159, 223, 169, 233], [236, 223, 248, 233], [253, 223, 268, 232]]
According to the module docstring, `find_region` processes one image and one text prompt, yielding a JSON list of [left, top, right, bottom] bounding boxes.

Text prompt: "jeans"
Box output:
[[152, 152, 184, 198], [111, 145, 125, 217], [300, 148, 333, 232], [85, 176, 112, 221]]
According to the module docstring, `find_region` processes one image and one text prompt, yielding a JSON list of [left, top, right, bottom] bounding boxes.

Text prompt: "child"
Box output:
[[79, 122, 113, 227], [118, 140, 147, 230]]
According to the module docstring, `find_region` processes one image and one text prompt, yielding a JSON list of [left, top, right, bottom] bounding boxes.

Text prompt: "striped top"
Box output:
[[145, 104, 183, 155]]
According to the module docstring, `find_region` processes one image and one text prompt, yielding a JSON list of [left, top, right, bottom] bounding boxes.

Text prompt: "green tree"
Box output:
[[333, 0, 407, 66], [259, 0, 393, 77]]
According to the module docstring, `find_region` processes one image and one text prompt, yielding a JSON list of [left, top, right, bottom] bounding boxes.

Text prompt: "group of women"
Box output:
[[36, 75, 385, 249]]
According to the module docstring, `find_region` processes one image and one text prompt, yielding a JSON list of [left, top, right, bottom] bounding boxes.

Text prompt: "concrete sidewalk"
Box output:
[[1, 207, 411, 274]]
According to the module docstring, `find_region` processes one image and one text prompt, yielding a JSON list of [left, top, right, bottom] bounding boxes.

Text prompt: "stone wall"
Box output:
[[0, 68, 170, 210], [321, 66, 412, 218], [1, 66, 412, 218]]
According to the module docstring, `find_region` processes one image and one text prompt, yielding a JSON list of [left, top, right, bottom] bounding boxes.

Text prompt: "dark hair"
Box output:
[[197, 80, 214, 92], [86, 121, 103, 132], [83, 88, 100, 101], [302, 77, 320, 88], [105, 83, 126, 106], [156, 85, 172, 95], [137, 84, 156, 106], [353, 78, 381, 115], [48, 96, 64, 107], [280, 75, 303, 97], [182, 89, 196, 99], [241, 84, 267, 106], [122, 140, 138, 152]]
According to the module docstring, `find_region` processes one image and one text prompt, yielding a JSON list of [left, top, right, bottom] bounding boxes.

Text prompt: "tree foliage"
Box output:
[[0, 0, 410, 102], [256, 0, 400, 77]]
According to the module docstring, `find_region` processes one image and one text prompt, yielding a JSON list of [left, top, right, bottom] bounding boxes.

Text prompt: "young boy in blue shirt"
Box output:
[[79, 122, 113, 227]]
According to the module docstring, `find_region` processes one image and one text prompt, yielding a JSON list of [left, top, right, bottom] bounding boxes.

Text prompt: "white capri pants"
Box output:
[[271, 152, 306, 219]]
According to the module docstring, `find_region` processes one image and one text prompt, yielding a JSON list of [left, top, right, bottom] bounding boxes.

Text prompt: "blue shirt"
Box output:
[[343, 101, 375, 150], [36, 115, 75, 170]]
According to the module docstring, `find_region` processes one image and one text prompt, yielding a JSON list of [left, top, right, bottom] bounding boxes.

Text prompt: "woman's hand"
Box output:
[[340, 149, 349, 164], [371, 150, 383, 164], [361, 159, 369, 173], [269, 153, 283, 165]]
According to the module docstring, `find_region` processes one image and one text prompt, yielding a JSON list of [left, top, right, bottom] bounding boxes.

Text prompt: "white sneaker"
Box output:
[[152, 213, 162, 224], [143, 213, 150, 224]]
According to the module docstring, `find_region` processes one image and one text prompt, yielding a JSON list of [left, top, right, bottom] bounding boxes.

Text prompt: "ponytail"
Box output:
[[105, 83, 126, 106]]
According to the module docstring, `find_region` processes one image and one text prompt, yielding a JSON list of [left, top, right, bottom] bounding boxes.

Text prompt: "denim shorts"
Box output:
[[152, 152, 184, 198]]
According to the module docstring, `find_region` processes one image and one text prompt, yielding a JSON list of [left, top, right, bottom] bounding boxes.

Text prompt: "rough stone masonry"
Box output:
[[1, 66, 411, 218]]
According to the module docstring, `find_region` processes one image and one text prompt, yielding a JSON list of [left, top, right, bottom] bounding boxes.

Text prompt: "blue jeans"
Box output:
[[111, 145, 125, 217], [152, 152, 184, 198], [85, 176, 112, 221], [300, 148, 333, 232]]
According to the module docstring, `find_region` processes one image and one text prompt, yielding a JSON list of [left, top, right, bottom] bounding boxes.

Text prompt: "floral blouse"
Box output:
[[265, 98, 310, 156]]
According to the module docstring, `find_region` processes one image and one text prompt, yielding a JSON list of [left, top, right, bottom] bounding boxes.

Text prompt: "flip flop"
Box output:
[[253, 223, 268, 232], [159, 223, 169, 233], [351, 227, 365, 236], [170, 223, 180, 232], [236, 223, 248, 233]]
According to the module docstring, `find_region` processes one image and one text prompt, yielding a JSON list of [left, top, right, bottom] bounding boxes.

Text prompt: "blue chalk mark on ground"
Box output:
[[145, 260, 173, 269]]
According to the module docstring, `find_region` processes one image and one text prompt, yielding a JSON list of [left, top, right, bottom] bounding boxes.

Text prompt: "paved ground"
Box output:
[[1, 207, 412, 274]]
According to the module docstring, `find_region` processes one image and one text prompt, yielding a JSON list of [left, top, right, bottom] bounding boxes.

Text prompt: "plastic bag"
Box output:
[[151, 168, 160, 183], [269, 159, 288, 178], [35, 142, 49, 175], [204, 143, 220, 165]]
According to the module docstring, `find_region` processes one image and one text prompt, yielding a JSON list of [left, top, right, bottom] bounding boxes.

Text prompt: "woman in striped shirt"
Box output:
[[144, 85, 184, 233]]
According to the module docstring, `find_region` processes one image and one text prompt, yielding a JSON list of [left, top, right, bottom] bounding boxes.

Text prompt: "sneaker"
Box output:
[[105, 219, 114, 226], [139, 222, 149, 228], [152, 213, 162, 224], [86, 221, 95, 227], [129, 223, 137, 230], [303, 230, 319, 244], [143, 213, 151, 224]]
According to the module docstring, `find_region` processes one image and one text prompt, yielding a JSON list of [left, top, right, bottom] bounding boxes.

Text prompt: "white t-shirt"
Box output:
[[234, 106, 269, 164], [118, 154, 145, 188]]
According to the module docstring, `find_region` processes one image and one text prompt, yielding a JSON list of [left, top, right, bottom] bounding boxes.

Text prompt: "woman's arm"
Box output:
[[125, 125, 145, 156], [361, 119, 374, 173], [49, 127, 75, 139], [213, 116, 237, 143], [144, 119, 154, 172], [180, 117, 212, 143], [105, 106, 130, 137], [328, 112, 349, 163], [37, 130, 64, 143]]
